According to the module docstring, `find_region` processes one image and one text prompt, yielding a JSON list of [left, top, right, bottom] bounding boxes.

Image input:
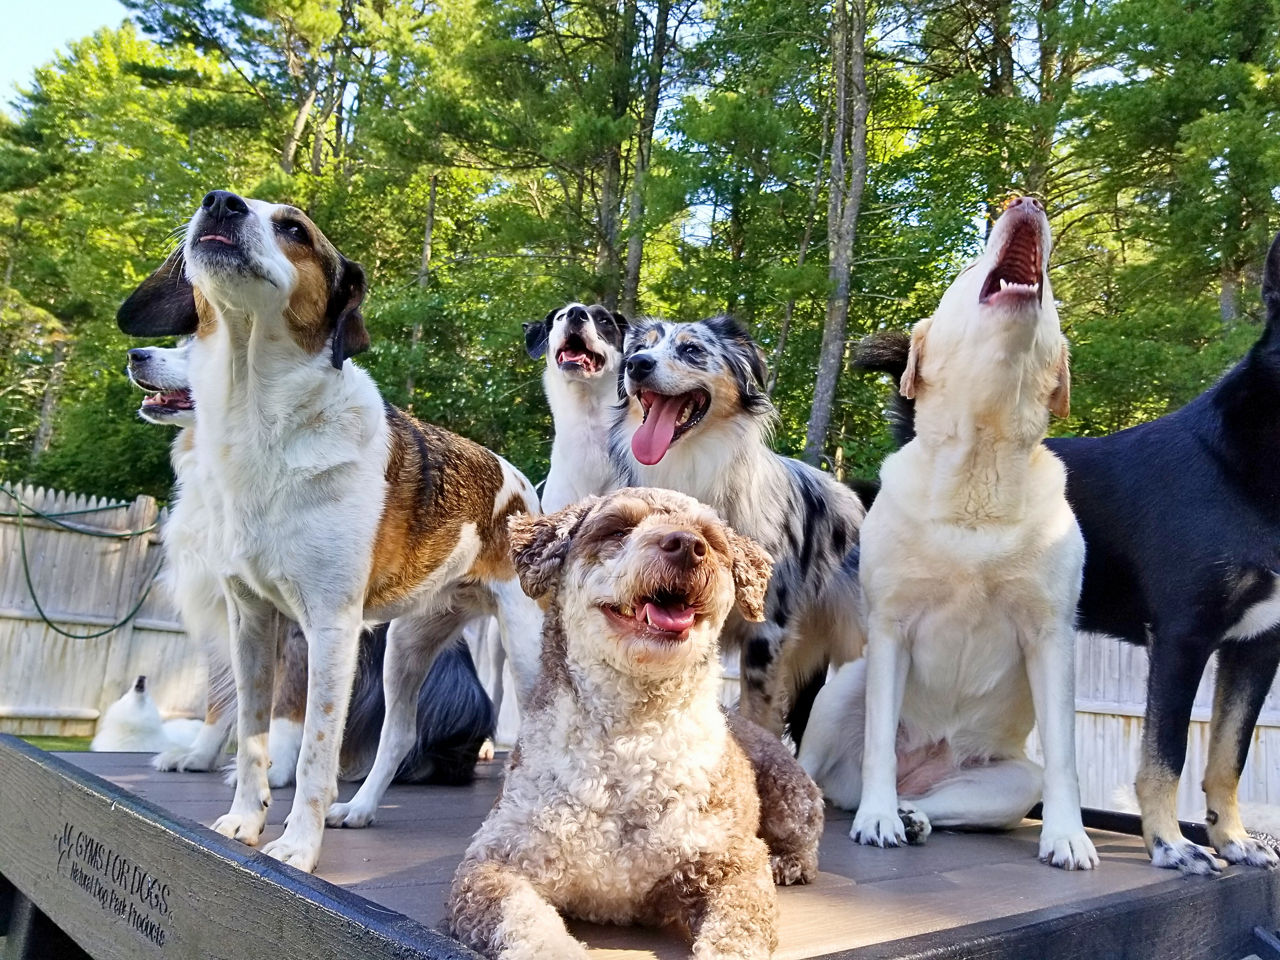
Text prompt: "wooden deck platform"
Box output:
[[2, 735, 1280, 960]]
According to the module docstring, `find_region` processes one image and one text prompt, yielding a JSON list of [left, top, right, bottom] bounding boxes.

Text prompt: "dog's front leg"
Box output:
[[490, 578, 544, 707], [851, 613, 924, 846], [1024, 619, 1098, 870], [737, 623, 788, 737], [329, 608, 470, 828], [679, 841, 778, 960], [259, 603, 363, 873], [447, 858, 590, 960], [211, 586, 278, 847], [1203, 638, 1280, 868]]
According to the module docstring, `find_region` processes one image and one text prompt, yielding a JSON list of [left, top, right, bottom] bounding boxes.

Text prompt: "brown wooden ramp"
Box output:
[[2, 735, 1279, 960]]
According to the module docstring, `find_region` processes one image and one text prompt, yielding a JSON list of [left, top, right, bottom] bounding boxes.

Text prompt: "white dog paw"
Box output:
[[261, 834, 320, 874], [1038, 828, 1099, 870], [1150, 836, 1220, 875], [152, 746, 209, 772], [478, 739, 496, 762], [852, 806, 922, 848], [326, 800, 376, 828], [211, 810, 266, 846], [1217, 834, 1280, 869]]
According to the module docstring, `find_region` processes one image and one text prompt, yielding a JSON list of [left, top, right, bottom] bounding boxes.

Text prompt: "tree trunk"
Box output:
[[620, 0, 671, 317], [597, 0, 638, 309], [803, 0, 869, 466], [1220, 265, 1240, 323], [281, 84, 318, 174], [31, 339, 66, 460], [768, 105, 830, 398], [406, 175, 439, 402]]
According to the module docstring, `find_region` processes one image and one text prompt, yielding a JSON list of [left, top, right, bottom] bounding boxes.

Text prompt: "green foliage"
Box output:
[[3, 0, 1279, 501]]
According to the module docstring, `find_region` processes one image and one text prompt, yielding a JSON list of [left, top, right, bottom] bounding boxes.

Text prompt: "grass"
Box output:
[[18, 735, 92, 752]]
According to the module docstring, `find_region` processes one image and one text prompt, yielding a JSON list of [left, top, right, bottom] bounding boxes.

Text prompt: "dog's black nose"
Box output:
[[566, 305, 588, 328], [626, 353, 656, 381], [202, 190, 249, 219], [133, 675, 147, 693], [660, 531, 707, 565], [127, 348, 149, 363]]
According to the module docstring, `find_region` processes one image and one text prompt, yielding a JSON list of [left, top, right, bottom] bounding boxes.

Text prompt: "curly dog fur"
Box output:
[[446, 488, 821, 959]]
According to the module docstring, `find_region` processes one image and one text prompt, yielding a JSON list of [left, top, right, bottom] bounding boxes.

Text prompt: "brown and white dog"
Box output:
[[116, 190, 542, 873], [446, 488, 822, 960]]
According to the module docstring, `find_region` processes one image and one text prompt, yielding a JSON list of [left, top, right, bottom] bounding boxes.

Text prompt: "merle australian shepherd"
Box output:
[[609, 316, 867, 742], [858, 229, 1280, 875]]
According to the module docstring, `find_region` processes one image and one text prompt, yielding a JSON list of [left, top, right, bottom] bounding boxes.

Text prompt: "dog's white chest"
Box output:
[[1226, 575, 1280, 641]]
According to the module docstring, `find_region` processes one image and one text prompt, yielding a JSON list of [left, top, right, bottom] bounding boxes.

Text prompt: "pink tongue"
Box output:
[[640, 602, 695, 632], [561, 350, 587, 362], [631, 394, 685, 465]]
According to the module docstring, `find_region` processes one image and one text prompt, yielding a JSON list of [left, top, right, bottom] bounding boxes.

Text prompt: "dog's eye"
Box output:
[[678, 341, 705, 360], [601, 526, 630, 541], [276, 218, 310, 245]]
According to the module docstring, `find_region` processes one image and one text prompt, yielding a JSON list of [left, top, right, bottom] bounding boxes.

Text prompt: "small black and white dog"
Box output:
[[524, 302, 628, 511], [609, 315, 867, 739], [858, 229, 1280, 874]]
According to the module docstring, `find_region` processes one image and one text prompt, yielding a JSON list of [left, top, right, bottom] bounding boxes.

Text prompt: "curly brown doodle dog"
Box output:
[[116, 190, 542, 873], [446, 488, 821, 960]]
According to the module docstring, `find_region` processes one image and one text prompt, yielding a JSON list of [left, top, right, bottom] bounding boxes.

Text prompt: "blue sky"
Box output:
[[1, 1, 127, 111]]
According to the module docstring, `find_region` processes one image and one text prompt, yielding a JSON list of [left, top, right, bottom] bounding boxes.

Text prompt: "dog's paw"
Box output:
[[852, 806, 911, 848], [478, 739, 496, 762], [211, 810, 266, 846], [1038, 828, 1099, 870], [152, 745, 216, 773], [326, 800, 376, 829], [770, 850, 817, 886], [1217, 834, 1280, 869], [260, 834, 320, 874], [898, 804, 931, 845], [1150, 836, 1220, 875]]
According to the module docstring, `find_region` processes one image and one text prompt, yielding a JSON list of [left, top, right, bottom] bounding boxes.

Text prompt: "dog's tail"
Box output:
[[854, 331, 916, 448], [342, 626, 496, 785]]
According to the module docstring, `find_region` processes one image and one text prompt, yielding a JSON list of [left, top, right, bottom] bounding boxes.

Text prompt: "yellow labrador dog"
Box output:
[[801, 197, 1097, 870]]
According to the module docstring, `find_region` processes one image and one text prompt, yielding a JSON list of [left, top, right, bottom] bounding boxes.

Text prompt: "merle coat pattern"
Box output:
[[608, 316, 867, 739]]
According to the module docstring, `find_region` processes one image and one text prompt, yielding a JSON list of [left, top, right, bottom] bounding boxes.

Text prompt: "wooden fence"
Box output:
[[0, 484, 201, 737]]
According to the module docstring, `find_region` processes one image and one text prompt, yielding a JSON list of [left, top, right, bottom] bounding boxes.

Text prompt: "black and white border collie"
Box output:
[[524, 302, 628, 511], [608, 315, 867, 739]]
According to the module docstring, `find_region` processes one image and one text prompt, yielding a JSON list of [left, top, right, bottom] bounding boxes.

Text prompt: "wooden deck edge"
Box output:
[[822, 848, 1280, 960], [0, 735, 481, 960]]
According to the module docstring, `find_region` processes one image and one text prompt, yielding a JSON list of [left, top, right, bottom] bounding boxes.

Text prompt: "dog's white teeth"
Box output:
[[999, 278, 1009, 290], [645, 608, 653, 626], [677, 402, 692, 426], [1031, 282, 1041, 293], [619, 604, 634, 618]]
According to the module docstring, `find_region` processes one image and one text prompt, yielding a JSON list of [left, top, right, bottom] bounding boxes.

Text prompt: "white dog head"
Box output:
[[524, 302, 628, 384], [508, 488, 771, 681], [902, 196, 1070, 441], [126, 342, 194, 426], [116, 191, 368, 370]]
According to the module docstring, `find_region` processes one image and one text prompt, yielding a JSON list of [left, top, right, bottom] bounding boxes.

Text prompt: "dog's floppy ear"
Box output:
[[729, 531, 773, 622], [1263, 231, 1280, 324], [524, 311, 554, 359], [900, 317, 931, 399], [1048, 339, 1070, 418], [117, 251, 199, 337], [329, 257, 369, 369], [508, 499, 597, 599]]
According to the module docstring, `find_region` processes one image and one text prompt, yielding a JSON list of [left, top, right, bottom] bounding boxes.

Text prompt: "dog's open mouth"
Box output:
[[556, 333, 605, 374], [140, 389, 194, 413], [979, 216, 1043, 307], [631, 389, 711, 465], [196, 233, 235, 246], [601, 589, 700, 642]]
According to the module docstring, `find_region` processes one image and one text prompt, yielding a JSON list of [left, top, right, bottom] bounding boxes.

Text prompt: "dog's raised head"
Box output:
[[116, 191, 368, 370], [127, 342, 194, 426], [620, 316, 772, 466], [509, 487, 771, 680], [525, 303, 627, 384], [903, 196, 1070, 437]]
